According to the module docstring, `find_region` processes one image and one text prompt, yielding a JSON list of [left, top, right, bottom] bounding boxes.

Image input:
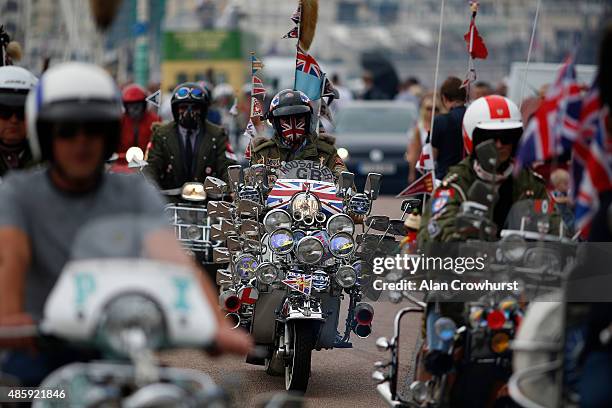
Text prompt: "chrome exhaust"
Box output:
[[225, 313, 241, 329], [219, 290, 241, 313], [303, 214, 314, 226], [354, 324, 372, 338], [315, 212, 326, 224], [293, 211, 303, 222]]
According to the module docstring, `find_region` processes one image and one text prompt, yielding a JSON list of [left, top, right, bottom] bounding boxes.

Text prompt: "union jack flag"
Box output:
[[282, 272, 312, 295], [515, 55, 583, 172], [283, 26, 299, 39], [251, 97, 263, 117], [291, 5, 301, 24], [252, 76, 266, 96], [251, 54, 264, 75], [574, 100, 611, 238], [267, 179, 343, 215], [243, 119, 257, 139], [296, 46, 322, 78]]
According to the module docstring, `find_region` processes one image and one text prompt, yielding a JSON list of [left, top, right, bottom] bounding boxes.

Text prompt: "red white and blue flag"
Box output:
[[574, 100, 611, 238], [266, 179, 343, 215], [283, 26, 299, 39], [252, 76, 266, 96], [282, 272, 312, 295], [296, 46, 322, 78], [291, 5, 301, 24], [515, 56, 582, 172]]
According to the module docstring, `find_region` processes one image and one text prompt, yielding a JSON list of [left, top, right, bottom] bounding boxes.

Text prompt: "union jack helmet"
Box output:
[[268, 89, 312, 118], [462, 95, 522, 154]]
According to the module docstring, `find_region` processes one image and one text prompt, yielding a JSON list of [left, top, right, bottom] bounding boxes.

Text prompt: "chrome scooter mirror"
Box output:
[[365, 215, 390, 232], [337, 171, 355, 198], [238, 199, 262, 218], [204, 177, 228, 199], [207, 201, 233, 219], [227, 165, 243, 192], [213, 247, 231, 263], [365, 173, 382, 200]]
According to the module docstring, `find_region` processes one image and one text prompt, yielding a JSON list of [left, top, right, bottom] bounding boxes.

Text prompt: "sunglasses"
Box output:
[[0, 105, 25, 121], [53, 121, 113, 139], [482, 133, 520, 146], [175, 87, 205, 100]]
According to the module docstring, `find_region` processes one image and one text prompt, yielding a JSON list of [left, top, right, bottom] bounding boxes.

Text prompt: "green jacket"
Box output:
[[144, 120, 236, 189], [418, 157, 551, 243], [248, 133, 347, 180]]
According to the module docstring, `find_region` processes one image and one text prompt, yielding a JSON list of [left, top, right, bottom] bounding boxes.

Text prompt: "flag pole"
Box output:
[[519, 0, 542, 111], [293, 0, 303, 91], [250, 51, 255, 118], [428, 0, 445, 185]]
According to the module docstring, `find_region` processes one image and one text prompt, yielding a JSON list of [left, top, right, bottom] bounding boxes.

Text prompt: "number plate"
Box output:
[[359, 162, 396, 175]]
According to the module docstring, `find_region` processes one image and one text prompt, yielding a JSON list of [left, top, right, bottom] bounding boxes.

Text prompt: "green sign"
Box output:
[[162, 30, 242, 61]]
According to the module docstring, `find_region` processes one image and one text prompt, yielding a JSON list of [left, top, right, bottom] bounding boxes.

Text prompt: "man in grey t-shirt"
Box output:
[[0, 63, 252, 386]]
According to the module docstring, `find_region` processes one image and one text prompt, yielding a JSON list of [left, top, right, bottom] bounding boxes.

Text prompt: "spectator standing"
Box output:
[[405, 92, 442, 183], [431, 77, 467, 180]]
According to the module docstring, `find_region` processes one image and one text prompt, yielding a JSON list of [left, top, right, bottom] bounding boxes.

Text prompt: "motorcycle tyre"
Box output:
[[285, 322, 314, 392]]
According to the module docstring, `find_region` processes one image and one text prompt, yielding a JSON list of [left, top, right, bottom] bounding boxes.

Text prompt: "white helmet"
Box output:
[[212, 83, 234, 101], [26, 62, 122, 161], [0, 66, 37, 107], [462, 95, 522, 155]]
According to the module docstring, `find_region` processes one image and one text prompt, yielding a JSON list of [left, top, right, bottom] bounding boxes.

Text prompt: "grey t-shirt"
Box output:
[[0, 168, 167, 318]]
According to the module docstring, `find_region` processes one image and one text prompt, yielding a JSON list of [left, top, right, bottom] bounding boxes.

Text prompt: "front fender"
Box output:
[[285, 300, 325, 322]]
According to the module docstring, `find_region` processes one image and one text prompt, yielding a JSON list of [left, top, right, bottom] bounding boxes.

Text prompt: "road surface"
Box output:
[[161, 196, 422, 407]]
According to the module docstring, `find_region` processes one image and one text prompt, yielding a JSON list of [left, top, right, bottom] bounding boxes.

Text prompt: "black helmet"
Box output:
[[170, 82, 210, 124], [268, 89, 313, 147]]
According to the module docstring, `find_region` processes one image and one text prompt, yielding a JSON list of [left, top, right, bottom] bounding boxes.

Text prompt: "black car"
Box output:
[[332, 101, 418, 195]]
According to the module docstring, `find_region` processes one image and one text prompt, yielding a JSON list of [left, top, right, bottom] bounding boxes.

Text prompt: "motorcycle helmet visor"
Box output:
[[0, 89, 29, 107], [175, 86, 205, 100], [472, 127, 522, 148], [271, 104, 311, 117], [38, 99, 122, 123]]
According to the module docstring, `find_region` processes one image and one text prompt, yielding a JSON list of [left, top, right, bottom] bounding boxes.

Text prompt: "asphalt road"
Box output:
[[161, 196, 422, 408]]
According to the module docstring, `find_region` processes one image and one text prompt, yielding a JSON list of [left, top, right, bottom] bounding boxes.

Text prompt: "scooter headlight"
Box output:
[[296, 236, 324, 264], [326, 213, 355, 235], [256, 262, 279, 285], [269, 228, 294, 254], [235, 254, 259, 280], [335, 265, 357, 288], [329, 232, 356, 258], [348, 193, 371, 215], [186, 225, 201, 240], [96, 294, 165, 355], [263, 209, 292, 233]]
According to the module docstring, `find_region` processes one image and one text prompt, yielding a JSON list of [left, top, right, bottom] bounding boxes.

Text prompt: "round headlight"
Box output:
[[291, 192, 321, 220], [235, 254, 259, 280], [348, 194, 371, 215], [269, 228, 295, 254], [186, 225, 201, 240], [327, 213, 355, 235], [97, 294, 165, 354], [335, 265, 357, 288], [329, 232, 356, 258], [263, 209, 292, 233], [296, 236, 324, 264], [500, 234, 526, 263], [256, 262, 279, 285]]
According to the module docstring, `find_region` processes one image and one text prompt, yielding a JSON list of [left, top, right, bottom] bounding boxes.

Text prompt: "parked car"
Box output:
[[332, 101, 417, 194]]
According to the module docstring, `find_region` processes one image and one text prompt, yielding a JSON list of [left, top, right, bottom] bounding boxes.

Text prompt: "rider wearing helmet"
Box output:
[[0, 66, 37, 176], [0, 64, 252, 386], [118, 83, 160, 158], [418, 95, 550, 243], [248, 89, 347, 180], [144, 82, 237, 189]]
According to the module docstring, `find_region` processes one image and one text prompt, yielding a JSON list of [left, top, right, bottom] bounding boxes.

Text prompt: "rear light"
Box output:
[[219, 290, 241, 313], [490, 332, 511, 353], [486, 310, 506, 330], [355, 303, 374, 325]]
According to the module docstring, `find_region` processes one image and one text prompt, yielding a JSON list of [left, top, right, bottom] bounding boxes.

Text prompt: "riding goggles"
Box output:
[[175, 87, 205, 100]]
